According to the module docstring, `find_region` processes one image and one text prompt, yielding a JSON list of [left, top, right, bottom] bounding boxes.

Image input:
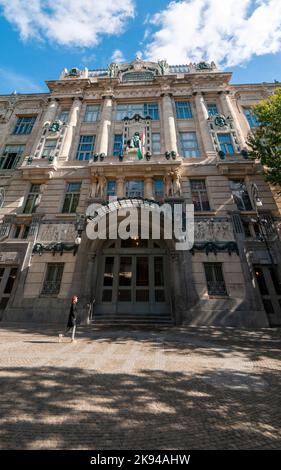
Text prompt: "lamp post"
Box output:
[[74, 215, 86, 253]]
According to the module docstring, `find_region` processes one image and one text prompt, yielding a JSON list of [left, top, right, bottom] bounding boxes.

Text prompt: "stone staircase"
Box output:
[[92, 312, 174, 327]]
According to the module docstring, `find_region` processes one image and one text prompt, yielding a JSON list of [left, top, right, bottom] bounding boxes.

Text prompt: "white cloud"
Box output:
[[111, 49, 125, 63], [144, 0, 281, 67], [0, 0, 135, 47]]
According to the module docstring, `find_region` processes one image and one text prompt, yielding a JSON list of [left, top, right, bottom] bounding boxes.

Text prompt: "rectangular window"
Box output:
[[107, 180, 116, 198], [58, 110, 69, 123], [207, 103, 219, 116], [0, 144, 25, 170], [13, 224, 30, 239], [116, 103, 159, 120], [154, 179, 164, 199], [23, 184, 41, 214], [113, 134, 124, 156], [13, 116, 36, 135], [76, 135, 95, 161], [217, 133, 235, 155], [125, 180, 144, 198], [175, 101, 193, 119], [244, 108, 260, 128], [204, 263, 227, 296], [62, 182, 81, 213], [190, 180, 210, 211], [230, 180, 253, 211], [41, 139, 57, 158], [144, 103, 159, 120], [151, 133, 161, 154], [180, 132, 200, 158], [41, 263, 64, 295], [84, 105, 100, 122]]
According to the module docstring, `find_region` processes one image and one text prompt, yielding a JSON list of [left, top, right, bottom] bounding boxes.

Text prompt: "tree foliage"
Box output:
[[247, 88, 281, 186]]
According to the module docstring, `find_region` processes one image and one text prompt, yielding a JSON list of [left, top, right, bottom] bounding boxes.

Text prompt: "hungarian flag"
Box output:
[[137, 131, 145, 160]]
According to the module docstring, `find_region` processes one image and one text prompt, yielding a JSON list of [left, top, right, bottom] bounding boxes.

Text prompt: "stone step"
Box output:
[[92, 313, 174, 326]]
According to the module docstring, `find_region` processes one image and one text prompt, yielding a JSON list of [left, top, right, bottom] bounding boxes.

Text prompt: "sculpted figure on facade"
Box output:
[[0, 187, 5, 208], [171, 169, 182, 197], [108, 62, 118, 78], [163, 173, 173, 197], [96, 175, 107, 197], [90, 173, 98, 198]]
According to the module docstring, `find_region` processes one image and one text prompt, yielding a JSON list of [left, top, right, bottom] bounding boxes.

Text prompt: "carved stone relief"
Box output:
[[38, 223, 76, 242], [194, 220, 234, 242]]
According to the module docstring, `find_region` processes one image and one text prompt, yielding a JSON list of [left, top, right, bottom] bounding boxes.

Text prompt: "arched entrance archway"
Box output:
[[94, 238, 171, 317]]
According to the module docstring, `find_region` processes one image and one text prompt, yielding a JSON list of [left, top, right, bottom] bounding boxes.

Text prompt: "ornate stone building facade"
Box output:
[[0, 58, 281, 326]]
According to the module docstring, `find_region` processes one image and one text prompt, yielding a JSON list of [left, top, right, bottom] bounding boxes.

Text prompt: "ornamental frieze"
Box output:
[[194, 219, 234, 242], [38, 223, 76, 243]]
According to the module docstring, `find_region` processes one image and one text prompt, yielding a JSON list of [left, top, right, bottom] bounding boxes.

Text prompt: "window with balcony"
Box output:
[[13, 224, 30, 239], [23, 184, 41, 214], [41, 263, 64, 296], [116, 103, 159, 120], [207, 103, 219, 116], [125, 180, 144, 198], [179, 132, 200, 158], [204, 263, 227, 296], [230, 180, 253, 211], [76, 135, 95, 161], [13, 116, 36, 135], [41, 139, 57, 159], [151, 133, 161, 154], [62, 182, 81, 213], [113, 134, 124, 156], [84, 105, 100, 122], [217, 133, 235, 155], [175, 101, 193, 119], [0, 144, 25, 170], [243, 108, 260, 128], [190, 180, 210, 211]]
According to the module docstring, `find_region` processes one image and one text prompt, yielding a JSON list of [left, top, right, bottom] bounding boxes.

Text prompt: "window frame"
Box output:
[[217, 133, 235, 155], [175, 101, 193, 119], [41, 263, 64, 296], [76, 135, 96, 161], [190, 180, 211, 211], [62, 182, 81, 213], [204, 263, 227, 296], [179, 132, 200, 158], [83, 105, 100, 123], [13, 116, 36, 135], [23, 184, 41, 214], [0, 144, 25, 170]]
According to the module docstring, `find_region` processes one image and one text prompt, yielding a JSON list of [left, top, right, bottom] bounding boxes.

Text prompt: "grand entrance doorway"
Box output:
[[95, 239, 170, 316]]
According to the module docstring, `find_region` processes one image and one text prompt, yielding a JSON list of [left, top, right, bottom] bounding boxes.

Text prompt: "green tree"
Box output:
[[247, 88, 281, 186]]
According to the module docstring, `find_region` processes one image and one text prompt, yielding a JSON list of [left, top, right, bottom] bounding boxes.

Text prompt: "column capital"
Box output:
[[160, 92, 173, 98], [101, 94, 114, 100], [71, 96, 84, 102]]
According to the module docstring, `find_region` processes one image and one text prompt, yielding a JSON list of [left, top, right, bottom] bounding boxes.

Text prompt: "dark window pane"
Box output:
[[104, 257, 114, 286], [0, 298, 9, 310], [136, 257, 149, 286], [263, 299, 274, 314], [255, 267, 269, 295], [102, 290, 112, 302], [136, 290, 149, 302], [269, 268, 281, 295], [119, 257, 132, 286], [118, 290, 131, 301], [4, 268, 18, 294], [154, 257, 164, 286], [155, 290, 165, 302], [42, 264, 64, 295]]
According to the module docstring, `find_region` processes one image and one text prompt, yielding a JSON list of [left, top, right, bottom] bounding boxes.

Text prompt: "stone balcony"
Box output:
[[216, 152, 258, 175]]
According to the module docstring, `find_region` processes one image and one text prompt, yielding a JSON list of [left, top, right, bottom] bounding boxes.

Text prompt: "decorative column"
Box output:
[[219, 91, 246, 148], [161, 93, 178, 154], [193, 92, 216, 158], [60, 97, 83, 160], [43, 98, 59, 126], [116, 177, 125, 198], [95, 95, 114, 156], [144, 177, 153, 199]]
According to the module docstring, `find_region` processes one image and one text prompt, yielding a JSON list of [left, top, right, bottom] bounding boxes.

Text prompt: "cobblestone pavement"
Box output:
[[0, 323, 281, 450]]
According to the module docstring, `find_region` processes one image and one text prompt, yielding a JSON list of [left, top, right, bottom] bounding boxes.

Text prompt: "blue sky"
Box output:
[[0, 0, 280, 95]]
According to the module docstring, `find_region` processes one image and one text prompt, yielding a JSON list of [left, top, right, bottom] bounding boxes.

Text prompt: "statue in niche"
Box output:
[[90, 174, 98, 198], [171, 170, 182, 197], [163, 173, 173, 197], [96, 175, 107, 197]]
